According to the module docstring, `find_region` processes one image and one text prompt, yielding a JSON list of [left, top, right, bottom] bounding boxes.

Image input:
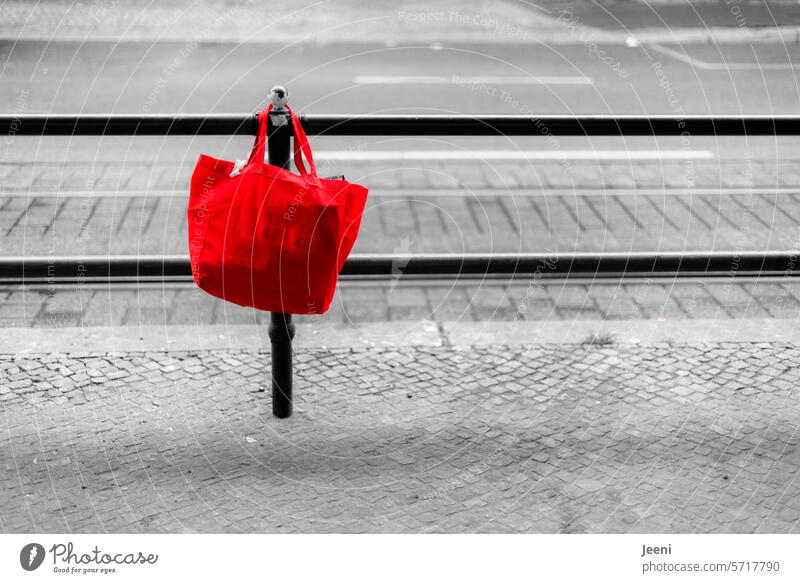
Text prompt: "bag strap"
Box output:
[[246, 105, 317, 176], [287, 106, 317, 176], [246, 105, 271, 167]]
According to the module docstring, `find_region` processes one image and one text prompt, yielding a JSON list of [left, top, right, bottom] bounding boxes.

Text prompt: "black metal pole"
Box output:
[[268, 311, 294, 419], [266, 91, 295, 419]]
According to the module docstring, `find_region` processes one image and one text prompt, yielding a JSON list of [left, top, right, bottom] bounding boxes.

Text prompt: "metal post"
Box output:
[[266, 85, 295, 418], [268, 311, 295, 418]]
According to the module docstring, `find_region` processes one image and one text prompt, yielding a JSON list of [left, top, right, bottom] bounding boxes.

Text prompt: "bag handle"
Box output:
[[287, 106, 316, 177], [246, 105, 317, 177], [246, 105, 270, 167]]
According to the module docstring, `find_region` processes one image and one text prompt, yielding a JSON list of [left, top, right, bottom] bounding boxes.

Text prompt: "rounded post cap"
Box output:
[[269, 85, 289, 110]]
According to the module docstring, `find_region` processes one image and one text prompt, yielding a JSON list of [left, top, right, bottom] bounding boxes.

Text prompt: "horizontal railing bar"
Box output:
[[300, 115, 800, 137], [3, 114, 800, 136], [2, 114, 257, 136], [0, 252, 796, 284]]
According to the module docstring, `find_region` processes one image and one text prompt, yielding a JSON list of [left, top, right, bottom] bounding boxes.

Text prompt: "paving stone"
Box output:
[[1, 342, 799, 533], [3, 159, 800, 255]]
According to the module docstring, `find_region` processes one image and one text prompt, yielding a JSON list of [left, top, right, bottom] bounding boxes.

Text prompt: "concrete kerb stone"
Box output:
[[1, 318, 798, 355], [3, 25, 799, 46], [0, 321, 443, 355], [443, 318, 800, 346]]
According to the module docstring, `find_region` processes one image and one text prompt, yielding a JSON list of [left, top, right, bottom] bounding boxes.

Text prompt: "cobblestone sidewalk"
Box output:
[[3, 158, 800, 256], [2, 334, 799, 533], [3, 276, 800, 329]]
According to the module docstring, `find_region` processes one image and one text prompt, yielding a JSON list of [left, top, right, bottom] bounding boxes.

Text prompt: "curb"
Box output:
[[2, 318, 798, 354], [443, 318, 800, 346], [0, 321, 442, 354], [2, 22, 800, 46]]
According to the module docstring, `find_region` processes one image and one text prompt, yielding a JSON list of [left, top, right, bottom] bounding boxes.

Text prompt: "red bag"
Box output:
[[188, 105, 368, 314]]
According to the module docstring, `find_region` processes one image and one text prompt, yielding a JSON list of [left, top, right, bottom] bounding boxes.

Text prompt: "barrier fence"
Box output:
[[2, 88, 799, 417], [0, 252, 797, 284], [5, 113, 800, 136]]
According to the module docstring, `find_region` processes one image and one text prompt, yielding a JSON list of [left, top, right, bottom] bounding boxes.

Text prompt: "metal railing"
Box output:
[[2, 86, 799, 418], [5, 113, 800, 136], [0, 252, 797, 284]]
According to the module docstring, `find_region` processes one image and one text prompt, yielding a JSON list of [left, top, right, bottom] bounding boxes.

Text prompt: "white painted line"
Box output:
[[314, 149, 713, 161], [354, 75, 594, 85], [649, 43, 800, 71]]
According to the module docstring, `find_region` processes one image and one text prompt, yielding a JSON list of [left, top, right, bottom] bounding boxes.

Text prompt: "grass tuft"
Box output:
[[580, 332, 616, 346]]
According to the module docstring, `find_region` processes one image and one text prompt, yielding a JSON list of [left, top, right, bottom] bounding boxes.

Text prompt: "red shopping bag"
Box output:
[[187, 105, 368, 314]]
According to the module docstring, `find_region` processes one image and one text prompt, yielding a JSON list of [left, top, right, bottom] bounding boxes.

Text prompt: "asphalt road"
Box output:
[[2, 40, 799, 114], [3, 39, 800, 163], [529, 0, 800, 30]]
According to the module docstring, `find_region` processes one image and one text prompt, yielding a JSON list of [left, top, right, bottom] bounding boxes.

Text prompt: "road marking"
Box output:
[[354, 75, 594, 85], [314, 150, 713, 161], [649, 43, 800, 70]]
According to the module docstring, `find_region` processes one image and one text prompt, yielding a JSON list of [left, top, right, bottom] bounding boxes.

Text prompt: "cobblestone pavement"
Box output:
[[2, 339, 799, 533], [2, 276, 799, 328], [3, 159, 800, 255], [3, 156, 799, 327]]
